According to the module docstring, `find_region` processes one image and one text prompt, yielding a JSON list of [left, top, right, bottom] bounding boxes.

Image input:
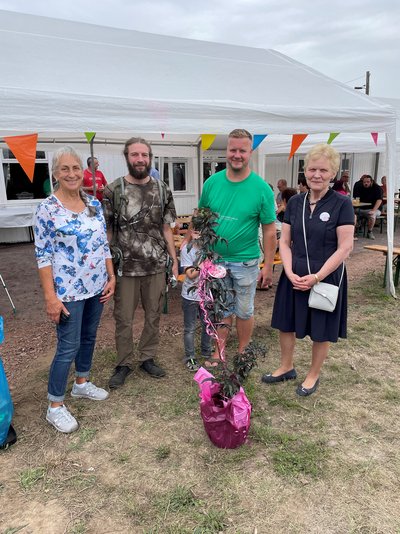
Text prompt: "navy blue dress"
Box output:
[[271, 190, 354, 342]]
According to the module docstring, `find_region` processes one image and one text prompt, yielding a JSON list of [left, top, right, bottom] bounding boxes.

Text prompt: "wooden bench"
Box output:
[[363, 244, 400, 287]]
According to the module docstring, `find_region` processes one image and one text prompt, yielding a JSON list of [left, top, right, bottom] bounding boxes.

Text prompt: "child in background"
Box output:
[[180, 231, 212, 371]]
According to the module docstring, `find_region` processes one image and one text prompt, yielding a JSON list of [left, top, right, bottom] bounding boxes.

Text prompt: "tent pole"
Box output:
[[89, 136, 97, 198]]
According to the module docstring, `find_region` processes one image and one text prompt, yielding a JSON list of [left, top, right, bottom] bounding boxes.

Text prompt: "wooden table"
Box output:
[[352, 200, 370, 208], [363, 244, 400, 287]]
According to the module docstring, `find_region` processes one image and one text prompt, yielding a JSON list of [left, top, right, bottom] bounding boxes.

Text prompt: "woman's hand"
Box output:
[[291, 273, 319, 291], [100, 276, 116, 303], [46, 297, 69, 324]]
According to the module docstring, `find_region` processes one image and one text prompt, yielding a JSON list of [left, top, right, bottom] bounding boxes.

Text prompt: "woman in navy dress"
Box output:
[[262, 144, 354, 396]]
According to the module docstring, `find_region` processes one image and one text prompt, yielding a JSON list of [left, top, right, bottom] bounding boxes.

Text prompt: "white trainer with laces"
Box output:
[[46, 405, 79, 433], [71, 381, 109, 401]]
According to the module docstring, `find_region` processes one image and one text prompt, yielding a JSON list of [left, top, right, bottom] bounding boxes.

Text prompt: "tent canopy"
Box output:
[[0, 10, 397, 295], [0, 9, 396, 136]]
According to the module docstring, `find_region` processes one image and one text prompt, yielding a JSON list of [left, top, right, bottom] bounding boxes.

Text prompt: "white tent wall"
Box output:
[[0, 140, 199, 243], [0, 10, 397, 293]]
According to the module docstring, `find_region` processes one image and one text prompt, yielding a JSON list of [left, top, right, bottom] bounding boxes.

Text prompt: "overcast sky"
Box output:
[[1, 0, 399, 98]]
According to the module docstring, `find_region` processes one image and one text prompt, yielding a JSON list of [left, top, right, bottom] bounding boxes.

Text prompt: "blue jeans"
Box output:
[[182, 297, 212, 361], [221, 259, 259, 319], [48, 294, 104, 402]]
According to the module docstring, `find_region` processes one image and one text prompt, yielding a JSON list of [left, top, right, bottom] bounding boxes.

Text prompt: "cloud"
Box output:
[[1, 0, 399, 97]]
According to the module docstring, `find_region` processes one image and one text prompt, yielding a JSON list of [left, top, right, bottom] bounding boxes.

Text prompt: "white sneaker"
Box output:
[[46, 405, 79, 433], [367, 231, 375, 240], [71, 381, 109, 401]]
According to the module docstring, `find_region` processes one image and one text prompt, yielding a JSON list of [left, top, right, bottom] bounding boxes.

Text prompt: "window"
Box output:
[[162, 159, 187, 192], [202, 158, 226, 182], [298, 159, 305, 183], [2, 149, 51, 201]]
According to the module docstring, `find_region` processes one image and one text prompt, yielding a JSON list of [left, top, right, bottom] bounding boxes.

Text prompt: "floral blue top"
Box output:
[[34, 194, 111, 302]]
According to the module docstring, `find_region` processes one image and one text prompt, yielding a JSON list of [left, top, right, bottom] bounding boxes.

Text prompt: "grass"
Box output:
[[19, 467, 46, 491], [1, 267, 400, 533], [155, 444, 171, 460]]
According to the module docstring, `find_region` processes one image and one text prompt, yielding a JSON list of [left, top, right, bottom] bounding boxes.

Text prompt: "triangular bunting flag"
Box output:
[[327, 133, 340, 145], [161, 132, 165, 139], [4, 134, 38, 182], [288, 134, 308, 160], [252, 134, 268, 150], [371, 132, 378, 146], [201, 134, 216, 151], [84, 132, 96, 143]]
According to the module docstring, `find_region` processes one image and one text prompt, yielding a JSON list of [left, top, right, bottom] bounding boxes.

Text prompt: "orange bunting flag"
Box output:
[[84, 132, 96, 143], [4, 133, 38, 182], [201, 134, 216, 151], [327, 133, 340, 145], [288, 134, 308, 160], [371, 132, 378, 146]]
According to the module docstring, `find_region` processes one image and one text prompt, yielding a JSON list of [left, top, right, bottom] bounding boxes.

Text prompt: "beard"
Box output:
[[127, 161, 151, 180]]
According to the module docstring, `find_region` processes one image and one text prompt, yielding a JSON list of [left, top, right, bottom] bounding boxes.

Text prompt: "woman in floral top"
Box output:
[[34, 146, 115, 433]]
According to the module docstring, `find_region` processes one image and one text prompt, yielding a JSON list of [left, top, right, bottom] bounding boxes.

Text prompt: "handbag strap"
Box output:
[[302, 193, 344, 286]]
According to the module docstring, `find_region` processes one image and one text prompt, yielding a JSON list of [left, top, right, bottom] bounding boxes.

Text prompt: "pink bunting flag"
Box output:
[[371, 132, 378, 146]]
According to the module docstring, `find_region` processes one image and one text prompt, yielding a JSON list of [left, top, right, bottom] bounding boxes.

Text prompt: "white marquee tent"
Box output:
[[0, 10, 397, 293]]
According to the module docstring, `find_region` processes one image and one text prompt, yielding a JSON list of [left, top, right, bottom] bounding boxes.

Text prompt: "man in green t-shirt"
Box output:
[[199, 129, 276, 363]]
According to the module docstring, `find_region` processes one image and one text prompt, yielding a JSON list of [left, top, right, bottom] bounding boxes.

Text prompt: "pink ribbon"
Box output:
[[197, 259, 226, 362]]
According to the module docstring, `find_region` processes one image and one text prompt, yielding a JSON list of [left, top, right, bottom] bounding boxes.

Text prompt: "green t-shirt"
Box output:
[[199, 170, 275, 261]]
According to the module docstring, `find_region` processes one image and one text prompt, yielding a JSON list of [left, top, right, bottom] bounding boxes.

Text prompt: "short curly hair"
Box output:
[[304, 143, 340, 174]]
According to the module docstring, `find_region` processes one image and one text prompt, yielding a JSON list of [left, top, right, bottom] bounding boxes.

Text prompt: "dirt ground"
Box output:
[[0, 234, 390, 386], [0, 232, 398, 534]]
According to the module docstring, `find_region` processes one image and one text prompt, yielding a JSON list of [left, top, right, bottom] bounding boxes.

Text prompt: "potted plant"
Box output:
[[190, 208, 266, 448]]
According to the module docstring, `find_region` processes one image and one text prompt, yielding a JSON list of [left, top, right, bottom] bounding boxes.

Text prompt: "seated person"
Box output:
[[335, 171, 351, 194], [276, 188, 297, 222], [356, 175, 383, 240], [352, 174, 369, 199]]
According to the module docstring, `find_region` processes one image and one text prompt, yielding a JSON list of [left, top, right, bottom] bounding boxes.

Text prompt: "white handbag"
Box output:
[[302, 194, 344, 313]]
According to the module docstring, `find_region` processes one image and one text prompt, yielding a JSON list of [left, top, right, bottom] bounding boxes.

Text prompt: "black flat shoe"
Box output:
[[296, 378, 320, 397], [261, 368, 297, 384]]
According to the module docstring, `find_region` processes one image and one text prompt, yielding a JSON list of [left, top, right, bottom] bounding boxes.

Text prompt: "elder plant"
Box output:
[[188, 207, 265, 398]]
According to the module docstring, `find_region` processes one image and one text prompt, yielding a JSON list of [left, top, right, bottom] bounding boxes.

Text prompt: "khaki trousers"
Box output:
[[114, 272, 165, 368]]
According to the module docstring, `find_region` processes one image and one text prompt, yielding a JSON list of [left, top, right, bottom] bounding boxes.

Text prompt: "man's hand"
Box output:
[[258, 264, 273, 288]]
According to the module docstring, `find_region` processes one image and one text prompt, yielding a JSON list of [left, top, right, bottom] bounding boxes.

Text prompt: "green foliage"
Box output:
[[209, 342, 267, 399], [190, 207, 226, 263]]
